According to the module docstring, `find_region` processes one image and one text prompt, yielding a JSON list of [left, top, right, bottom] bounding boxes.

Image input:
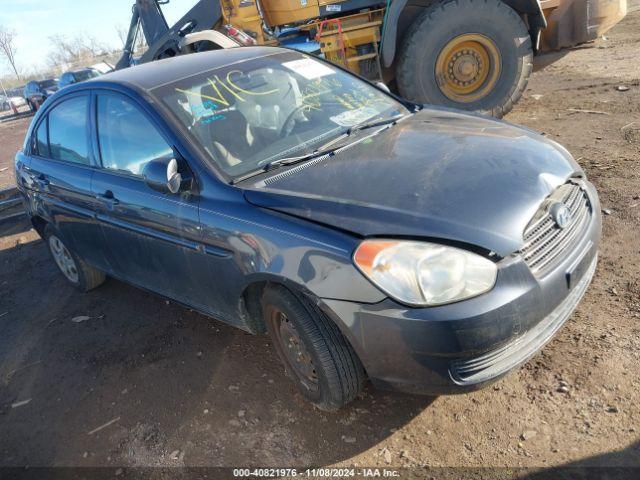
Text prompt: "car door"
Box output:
[[23, 93, 110, 271], [90, 90, 210, 309]]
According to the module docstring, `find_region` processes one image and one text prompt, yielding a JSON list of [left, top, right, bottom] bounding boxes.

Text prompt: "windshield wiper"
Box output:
[[262, 134, 350, 170], [230, 113, 410, 185], [346, 113, 408, 135], [230, 143, 342, 184], [264, 114, 409, 169]]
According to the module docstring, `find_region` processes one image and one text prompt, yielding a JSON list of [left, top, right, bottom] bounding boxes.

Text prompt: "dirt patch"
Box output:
[[0, 10, 639, 474], [0, 115, 32, 190]]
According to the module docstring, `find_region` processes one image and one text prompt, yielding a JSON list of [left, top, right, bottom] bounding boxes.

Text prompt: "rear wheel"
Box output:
[[396, 0, 533, 118], [44, 225, 106, 292], [263, 286, 366, 411]]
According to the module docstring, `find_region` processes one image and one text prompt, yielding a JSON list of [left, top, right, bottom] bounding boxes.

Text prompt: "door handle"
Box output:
[[34, 175, 50, 189], [96, 190, 119, 209]]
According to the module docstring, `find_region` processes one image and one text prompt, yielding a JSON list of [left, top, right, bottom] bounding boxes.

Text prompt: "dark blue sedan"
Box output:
[[58, 68, 101, 89], [15, 47, 601, 410]]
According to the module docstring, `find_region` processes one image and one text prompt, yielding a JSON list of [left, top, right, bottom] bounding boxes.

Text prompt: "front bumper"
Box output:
[[320, 182, 602, 395]]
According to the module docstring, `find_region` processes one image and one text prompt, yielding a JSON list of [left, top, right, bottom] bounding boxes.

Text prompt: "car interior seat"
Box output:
[[235, 69, 302, 135], [193, 82, 265, 168]]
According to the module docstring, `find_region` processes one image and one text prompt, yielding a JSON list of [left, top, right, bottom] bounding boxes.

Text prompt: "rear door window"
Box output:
[[48, 96, 90, 165], [96, 94, 172, 176]]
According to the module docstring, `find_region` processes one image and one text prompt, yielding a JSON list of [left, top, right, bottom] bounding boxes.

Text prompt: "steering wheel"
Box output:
[[280, 105, 308, 138]]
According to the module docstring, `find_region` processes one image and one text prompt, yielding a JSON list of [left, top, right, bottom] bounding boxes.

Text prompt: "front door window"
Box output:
[[96, 95, 173, 176]]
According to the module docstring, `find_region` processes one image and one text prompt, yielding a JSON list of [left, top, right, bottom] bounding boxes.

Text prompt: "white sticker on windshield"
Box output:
[[329, 107, 379, 127], [283, 58, 335, 80]]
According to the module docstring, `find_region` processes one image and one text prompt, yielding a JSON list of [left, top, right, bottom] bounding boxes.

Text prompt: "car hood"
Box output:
[[242, 108, 582, 257]]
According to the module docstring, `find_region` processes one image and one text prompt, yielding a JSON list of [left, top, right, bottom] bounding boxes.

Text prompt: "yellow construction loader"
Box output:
[[117, 0, 627, 117]]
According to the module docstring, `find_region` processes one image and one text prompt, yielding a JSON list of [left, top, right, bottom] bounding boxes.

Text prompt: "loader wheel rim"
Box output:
[[435, 34, 502, 103]]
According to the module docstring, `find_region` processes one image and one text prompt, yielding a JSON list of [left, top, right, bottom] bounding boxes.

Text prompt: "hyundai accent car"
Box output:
[[15, 47, 601, 411]]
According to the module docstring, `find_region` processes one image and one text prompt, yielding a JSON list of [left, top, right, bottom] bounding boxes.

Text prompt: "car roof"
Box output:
[[85, 46, 289, 91]]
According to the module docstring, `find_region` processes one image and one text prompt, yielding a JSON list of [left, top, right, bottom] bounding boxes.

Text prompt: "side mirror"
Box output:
[[142, 156, 191, 194], [375, 81, 391, 94]]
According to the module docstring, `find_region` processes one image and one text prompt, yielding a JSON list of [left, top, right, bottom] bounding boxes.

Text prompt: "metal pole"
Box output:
[[0, 77, 8, 98]]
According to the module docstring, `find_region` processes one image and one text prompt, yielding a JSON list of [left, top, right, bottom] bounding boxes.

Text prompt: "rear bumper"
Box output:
[[320, 182, 601, 395]]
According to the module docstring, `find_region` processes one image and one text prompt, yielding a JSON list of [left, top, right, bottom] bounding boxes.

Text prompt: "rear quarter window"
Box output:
[[35, 118, 49, 157]]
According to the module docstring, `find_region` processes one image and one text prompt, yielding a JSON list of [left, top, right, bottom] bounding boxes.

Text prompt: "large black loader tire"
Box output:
[[396, 0, 533, 118]]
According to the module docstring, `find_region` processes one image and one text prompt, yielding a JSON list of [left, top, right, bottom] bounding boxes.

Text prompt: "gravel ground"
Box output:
[[0, 8, 639, 476]]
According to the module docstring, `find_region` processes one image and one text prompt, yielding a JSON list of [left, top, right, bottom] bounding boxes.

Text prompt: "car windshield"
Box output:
[[75, 70, 99, 81], [40, 79, 57, 88], [154, 51, 408, 180]]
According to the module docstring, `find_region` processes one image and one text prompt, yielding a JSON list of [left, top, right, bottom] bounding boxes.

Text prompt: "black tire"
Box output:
[[262, 285, 366, 411], [396, 0, 533, 118], [44, 224, 106, 292]]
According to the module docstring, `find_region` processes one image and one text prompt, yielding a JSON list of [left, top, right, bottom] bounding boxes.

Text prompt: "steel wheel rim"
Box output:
[[435, 33, 502, 103], [49, 235, 79, 283], [271, 309, 319, 392]]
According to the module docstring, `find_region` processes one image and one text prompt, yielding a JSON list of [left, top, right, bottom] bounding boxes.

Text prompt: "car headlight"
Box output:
[[354, 240, 497, 306]]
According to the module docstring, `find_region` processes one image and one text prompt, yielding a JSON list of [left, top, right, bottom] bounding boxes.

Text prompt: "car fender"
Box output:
[[198, 195, 387, 306]]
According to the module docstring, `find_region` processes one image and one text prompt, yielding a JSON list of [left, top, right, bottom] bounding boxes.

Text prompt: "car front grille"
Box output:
[[521, 182, 592, 275]]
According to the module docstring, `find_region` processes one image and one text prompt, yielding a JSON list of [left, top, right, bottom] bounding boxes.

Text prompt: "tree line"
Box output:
[[0, 24, 140, 87]]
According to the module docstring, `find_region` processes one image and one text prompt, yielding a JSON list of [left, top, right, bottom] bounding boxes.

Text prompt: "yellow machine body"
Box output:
[[219, 0, 628, 86], [222, 0, 384, 78]]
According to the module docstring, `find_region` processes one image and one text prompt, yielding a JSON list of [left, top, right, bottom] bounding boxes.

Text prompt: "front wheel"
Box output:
[[262, 286, 366, 411], [396, 0, 533, 118]]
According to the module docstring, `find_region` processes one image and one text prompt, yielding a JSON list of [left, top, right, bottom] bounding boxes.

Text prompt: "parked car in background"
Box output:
[[58, 68, 101, 89], [15, 47, 601, 411], [8, 87, 25, 98], [0, 91, 27, 112], [24, 79, 59, 111]]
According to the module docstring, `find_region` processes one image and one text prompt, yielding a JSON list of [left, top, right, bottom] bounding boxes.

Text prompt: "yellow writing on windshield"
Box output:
[[300, 77, 378, 112], [176, 71, 281, 108]]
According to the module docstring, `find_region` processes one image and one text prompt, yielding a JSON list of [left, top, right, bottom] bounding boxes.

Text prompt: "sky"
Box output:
[[0, 0, 199, 75]]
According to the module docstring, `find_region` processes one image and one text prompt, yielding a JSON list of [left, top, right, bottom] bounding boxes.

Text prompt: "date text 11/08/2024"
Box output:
[[232, 468, 401, 477]]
